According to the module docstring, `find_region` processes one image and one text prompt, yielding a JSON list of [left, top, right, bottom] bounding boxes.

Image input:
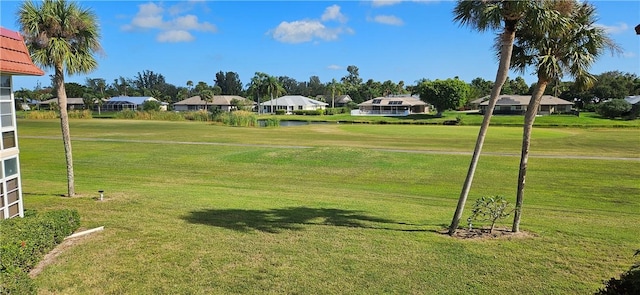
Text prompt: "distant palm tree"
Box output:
[[448, 0, 532, 235], [199, 89, 214, 119], [265, 76, 282, 114], [509, 0, 620, 232], [19, 0, 101, 197]]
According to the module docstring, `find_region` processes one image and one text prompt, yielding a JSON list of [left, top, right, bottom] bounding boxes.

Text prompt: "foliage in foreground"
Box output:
[[216, 110, 258, 126], [466, 196, 513, 233], [595, 251, 640, 295], [114, 110, 185, 121], [0, 210, 80, 295]]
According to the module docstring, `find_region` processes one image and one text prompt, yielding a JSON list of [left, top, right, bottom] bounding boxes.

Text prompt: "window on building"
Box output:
[[2, 131, 15, 149], [372, 99, 382, 104]]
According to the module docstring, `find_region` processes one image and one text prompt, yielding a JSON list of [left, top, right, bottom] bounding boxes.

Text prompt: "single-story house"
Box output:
[[104, 96, 161, 111], [37, 97, 85, 110], [259, 95, 328, 114], [173, 95, 253, 112], [474, 95, 573, 115], [1, 26, 44, 219], [353, 95, 429, 116]]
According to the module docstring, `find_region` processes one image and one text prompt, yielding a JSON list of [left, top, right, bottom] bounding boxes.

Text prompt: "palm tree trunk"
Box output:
[[55, 65, 75, 197], [448, 27, 516, 235], [512, 79, 548, 232]]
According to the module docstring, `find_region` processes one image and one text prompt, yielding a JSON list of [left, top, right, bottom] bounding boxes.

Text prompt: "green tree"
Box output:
[[596, 99, 632, 119], [265, 76, 284, 114], [509, 0, 619, 232], [19, 0, 102, 197], [448, 0, 536, 235], [247, 72, 269, 114], [415, 78, 470, 116], [199, 89, 214, 116]]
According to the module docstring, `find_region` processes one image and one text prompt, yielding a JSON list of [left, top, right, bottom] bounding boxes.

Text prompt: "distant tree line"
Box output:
[[13, 67, 640, 112]]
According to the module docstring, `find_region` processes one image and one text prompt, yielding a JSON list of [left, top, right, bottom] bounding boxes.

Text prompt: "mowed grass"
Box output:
[[16, 119, 640, 294]]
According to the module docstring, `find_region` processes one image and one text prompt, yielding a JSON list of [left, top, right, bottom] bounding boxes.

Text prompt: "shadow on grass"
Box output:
[[182, 207, 426, 233]]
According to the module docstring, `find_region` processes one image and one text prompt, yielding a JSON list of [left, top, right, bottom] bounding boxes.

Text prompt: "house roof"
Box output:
[[259, 95, 328, 107], [174, 95, 252, 106], [625, 95, 640, 105], [478, 95, 573, 106], [335, 95, 352, 103], [39, 97, 85, 105], [358, 96, 427, 107], [0, 27, 44, 76], [108, 96, 156, 105]]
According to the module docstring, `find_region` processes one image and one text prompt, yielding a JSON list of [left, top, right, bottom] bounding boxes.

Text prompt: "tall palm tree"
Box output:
[[248, 72, 268, 114], [509, 0, 620, 232], [265, 76, 283, 114], [19, 0, 101, 197], [448, 0, 531, 235], [199, 89, 214, 119]]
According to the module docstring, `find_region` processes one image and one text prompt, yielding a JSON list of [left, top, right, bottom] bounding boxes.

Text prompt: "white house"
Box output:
[[354, 95, 429, 116], [474, 95, 573, 115], [0, 27, 45, 219], [259, 95, 328, 114], [173, 95, 253, 112], [104, 96, 161, 111]]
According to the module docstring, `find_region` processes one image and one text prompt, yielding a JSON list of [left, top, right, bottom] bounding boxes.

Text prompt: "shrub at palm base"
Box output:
[[0, 210, 80, 294], [466, 196, 513, 234]]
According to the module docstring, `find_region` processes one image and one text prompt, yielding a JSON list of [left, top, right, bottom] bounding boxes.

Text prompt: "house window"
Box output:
[[2, 131, 15, 149], [372, 99, 382, 104], [298, 106, 303, 110], [389, 101, 402, 105], [4, 158, 17, 177]]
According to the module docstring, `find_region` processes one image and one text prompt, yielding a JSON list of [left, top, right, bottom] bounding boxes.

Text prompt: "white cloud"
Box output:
[[372, 0, 403, 7], [327, 64, 342, 70], [157, 30, 194, 42], [595, 22, 628, 34], [369, 15, 404, 26], [322, 5, 347, 23], [270, 5, 352, 44], [123, 2, 216, 43]]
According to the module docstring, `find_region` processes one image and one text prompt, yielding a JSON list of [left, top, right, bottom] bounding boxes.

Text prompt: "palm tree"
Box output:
[[19, 0, 101, 197], [248, 72, 268, 114], [448, 0, 532, 235], [200, 89, 214, 119], [265, 76, 283, 114], [509, 0, 620, 232]]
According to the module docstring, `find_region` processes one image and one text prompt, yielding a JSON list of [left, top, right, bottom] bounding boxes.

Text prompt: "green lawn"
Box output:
[[16, 119, 640, 294]]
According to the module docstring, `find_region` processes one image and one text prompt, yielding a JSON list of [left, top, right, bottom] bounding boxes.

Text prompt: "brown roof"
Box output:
[[174, 95, 253, 106], [0, 27, 44, 76], [478, 95, 573, 106]]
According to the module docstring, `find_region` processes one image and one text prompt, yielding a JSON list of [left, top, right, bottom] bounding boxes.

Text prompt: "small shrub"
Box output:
[[262, 117, 280, 127], [292, 109, 324, 116], [24, 111, 57, 119], [68, 110, 93, 119], [216, 110, 257, 127], [467, 196, 513, 233], [595, 250, 640, 295], [183, 110, 210, 121], [0, 209, 80, 294], [275, 109, 286, 115]]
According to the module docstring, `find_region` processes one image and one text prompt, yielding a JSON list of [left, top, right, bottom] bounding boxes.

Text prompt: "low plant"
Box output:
[[24, 111, 57, 119], [595, 250, 640, 295], [467, 195, 513, 233], [0, 209, 80, 295], [262, 117, 280, 127], [216, 110, 258, 127], [68, 110, 92, 119]]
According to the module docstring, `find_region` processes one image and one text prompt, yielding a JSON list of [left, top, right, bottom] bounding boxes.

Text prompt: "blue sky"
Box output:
[[1, 0, 638, 91]]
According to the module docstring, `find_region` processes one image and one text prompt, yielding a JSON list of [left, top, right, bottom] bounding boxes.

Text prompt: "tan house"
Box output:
[[0, 27, 45, 219], [354, 95, 429, 116], [38, 97, 85, 110], [174, 95, 253, 112], [472, 95, 573, 115]]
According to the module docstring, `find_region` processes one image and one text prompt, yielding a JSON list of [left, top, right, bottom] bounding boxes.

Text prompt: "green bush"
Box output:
[[292, 109, 324, 116], [467, 196, 513, 233], [68, 110, 93, 119], [183, 110, 210, 121], [262, 117, 280, 127], [216, 110, 257, 127], [275, 109, 286, 115], [114, 110, 185, 121], [596, 99, 632, 119], [595, 251, 640, 295], [0, 209, 80, 294], [24, 111, 57, 119]]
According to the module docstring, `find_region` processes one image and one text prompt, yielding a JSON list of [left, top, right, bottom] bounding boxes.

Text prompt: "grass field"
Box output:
[[16, 119, 640, 294]]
